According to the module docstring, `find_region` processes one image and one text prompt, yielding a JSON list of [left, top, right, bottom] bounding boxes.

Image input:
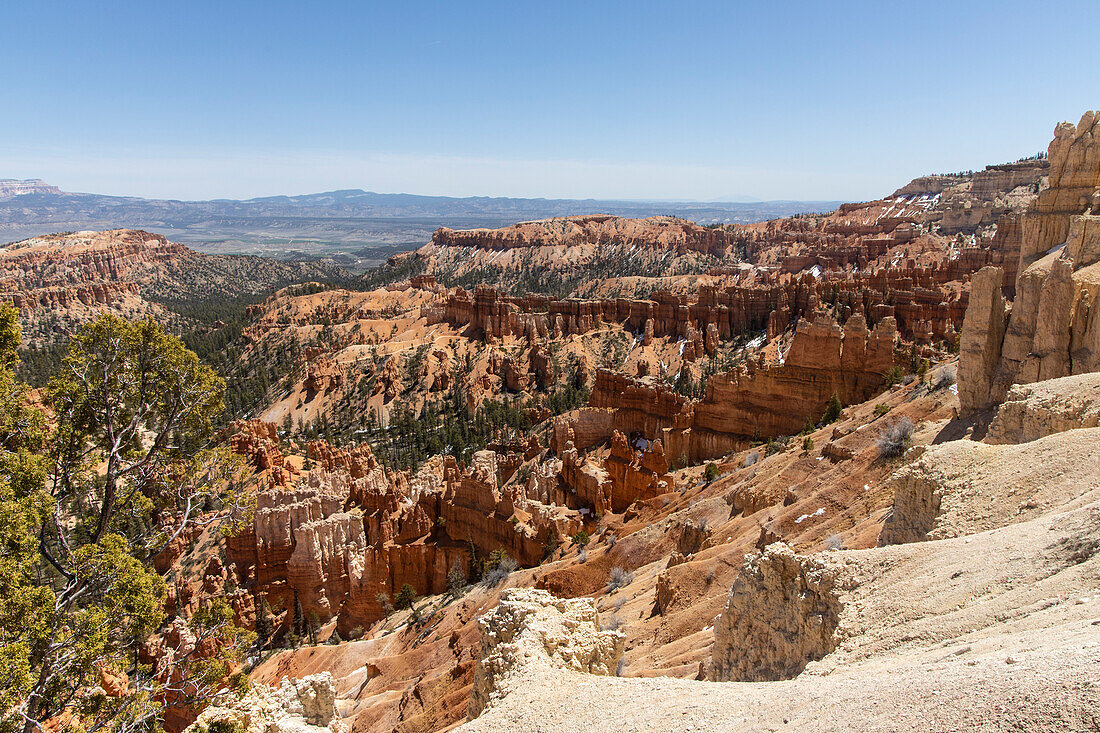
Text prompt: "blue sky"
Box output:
[[2, 1, 1097, 201]]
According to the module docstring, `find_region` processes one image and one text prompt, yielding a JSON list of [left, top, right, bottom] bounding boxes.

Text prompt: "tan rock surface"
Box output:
[[881, 426, 1100, 544], [986, 372, 1100, 443], [185, 673, 346, 733], [960, 113, 1100, 413], [709, 542, 841, 682], [468, 588, 624, 717]]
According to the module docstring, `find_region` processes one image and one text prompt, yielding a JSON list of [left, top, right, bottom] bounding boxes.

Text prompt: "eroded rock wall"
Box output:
[[225, 440, 585, 632], [959, 112, 1100, 413], [468, 588, 624, 719], [555, 313, 895, 467], [709, 543, 842, 682]]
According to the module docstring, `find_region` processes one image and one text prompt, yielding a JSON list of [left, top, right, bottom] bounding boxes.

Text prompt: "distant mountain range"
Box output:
[[0, 181, 841, 268]]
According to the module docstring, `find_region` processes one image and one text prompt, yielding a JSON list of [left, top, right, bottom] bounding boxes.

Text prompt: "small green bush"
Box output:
[[394, 583, 418, 610], [821, 392, 843, 424]]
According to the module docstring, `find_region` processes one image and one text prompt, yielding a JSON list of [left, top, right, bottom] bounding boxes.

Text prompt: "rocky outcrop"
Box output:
[[879, 426, 1100, 545], [693, 313, 895, 446], [556, 313, 895, 467], [957, 266, 1009, 412], [226, 420, 292, 487], [0, 178, 61, 198], [434, 215, 736, 256], [305, 356, 345, 396], [225, 439, 585, 633], [184, 673, 346, 733], [959, 113, 1100, 414], [553, 429, 672, 515], [709, 543, 842, 682], [986, 372, 1100, 443], [440, 451, 581, 569], [604, 431, 670, 512], [468, 588, 624, 719]]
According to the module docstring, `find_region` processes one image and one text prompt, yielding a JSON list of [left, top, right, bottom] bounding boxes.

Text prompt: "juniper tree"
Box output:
[[1, 313, 253, 733]]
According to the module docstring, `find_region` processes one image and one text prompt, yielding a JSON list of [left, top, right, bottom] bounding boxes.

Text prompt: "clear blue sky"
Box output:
[[2, 1, 1097, 202]]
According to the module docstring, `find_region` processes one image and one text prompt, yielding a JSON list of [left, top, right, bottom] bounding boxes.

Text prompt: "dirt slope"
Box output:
[[458, 381, 1100, 732]]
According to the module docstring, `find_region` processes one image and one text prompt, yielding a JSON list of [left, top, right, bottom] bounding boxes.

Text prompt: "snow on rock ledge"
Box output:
[[468, 588, 625, 719]]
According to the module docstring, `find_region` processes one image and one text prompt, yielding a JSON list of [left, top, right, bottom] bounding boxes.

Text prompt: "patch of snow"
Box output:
[[1047, 242, 1067, 255], [793, 507, 826, 524], [950, 383, 958, 395]]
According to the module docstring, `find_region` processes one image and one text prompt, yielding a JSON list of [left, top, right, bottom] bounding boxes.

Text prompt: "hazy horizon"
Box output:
[[3, 1, 1096, 202], [5, 176, 844, 206]]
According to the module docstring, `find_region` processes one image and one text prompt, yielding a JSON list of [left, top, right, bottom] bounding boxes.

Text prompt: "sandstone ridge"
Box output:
[[960, 112, 1100, 413]]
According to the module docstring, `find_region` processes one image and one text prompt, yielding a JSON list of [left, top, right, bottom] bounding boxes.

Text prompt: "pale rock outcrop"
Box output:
[[709, 543, 843, 682], [184, 673, 346, 733], [959, 112, 1100, 413], [468, 588, 624, 719], [879, 426, 1100, 545], [957, 266, 1008, 412], [986, 372, 1100, 443]]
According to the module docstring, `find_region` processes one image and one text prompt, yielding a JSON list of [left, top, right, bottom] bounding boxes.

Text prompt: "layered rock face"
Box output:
[[443, 265, 970, 347], [739, 155, 1043, 268], [891, 160, 1046, 198], [985, 372, 1100, 443], [893, 160, 1047, 235], [433, 215, 736, 256], [554, 313, 895, 467], [0, 229, 187, 286], [0, 228, 340, 344], [691, 313, 896, 448], [959, 113, 1100, 413], [422, 166, 1040, 353], [0, 178, 62, 198], [0, 230, 184, 335], [709, 543, 842, 682], [468, 588, 624, 718], [226, 440, 584, 633]]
